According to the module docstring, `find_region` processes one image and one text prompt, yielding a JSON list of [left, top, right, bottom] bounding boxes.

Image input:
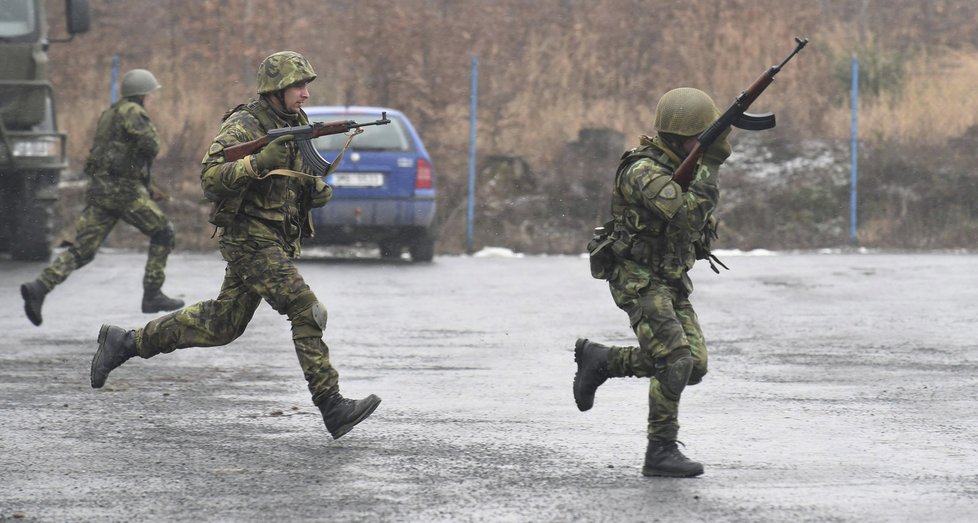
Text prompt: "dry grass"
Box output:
[[43, 0, 978, 252], [843, 51, 978, 144]]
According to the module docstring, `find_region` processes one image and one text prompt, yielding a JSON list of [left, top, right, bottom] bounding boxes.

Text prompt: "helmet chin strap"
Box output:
[[274, 91, 290, 113], [263, 92, 299, 119]]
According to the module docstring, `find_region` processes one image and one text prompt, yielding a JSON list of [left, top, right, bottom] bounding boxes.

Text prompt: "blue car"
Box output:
[[303, 106, 437, 262]]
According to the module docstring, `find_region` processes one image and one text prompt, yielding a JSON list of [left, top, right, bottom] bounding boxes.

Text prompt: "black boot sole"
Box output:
[[21, 283, 42, 326], [329, 395, 382, 440], [642, 466, 705, 478], [573, 338, 593, 412], [142, 301, 185, 314], [91, 324, 112, 389]]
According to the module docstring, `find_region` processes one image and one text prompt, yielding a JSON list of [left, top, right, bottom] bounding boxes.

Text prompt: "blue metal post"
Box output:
[[466, 56, 478, 254], [849, 55, 859, 244], [110, 55, 120, 103]]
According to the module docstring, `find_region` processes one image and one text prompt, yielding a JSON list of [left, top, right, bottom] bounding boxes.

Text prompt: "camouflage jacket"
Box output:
[[608, 135, 720, 294], [201, 97, 332, 257], [84, 98, 160, 205]]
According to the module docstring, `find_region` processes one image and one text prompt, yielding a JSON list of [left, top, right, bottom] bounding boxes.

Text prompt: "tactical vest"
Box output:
[[210, 99, 314, 242], [609, 145, 694, 276], [84, 100, 154, 182]]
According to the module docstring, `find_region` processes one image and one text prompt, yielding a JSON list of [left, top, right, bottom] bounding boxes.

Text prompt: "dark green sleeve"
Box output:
[[119, 103, 160, 163], [200, 112, 262, 200]]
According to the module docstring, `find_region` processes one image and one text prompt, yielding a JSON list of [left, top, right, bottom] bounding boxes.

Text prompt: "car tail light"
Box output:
[[415, 158, 433, 190]]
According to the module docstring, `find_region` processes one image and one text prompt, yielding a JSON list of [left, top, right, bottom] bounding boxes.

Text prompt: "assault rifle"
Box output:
[[221, 112, 391, 176], [672, 37, 808, 189]]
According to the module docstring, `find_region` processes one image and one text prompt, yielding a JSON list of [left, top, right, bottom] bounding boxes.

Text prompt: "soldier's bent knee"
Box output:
[[69, 246, 95, 267], [287, 291, 326, 339], [688, 366, 708, 386], [659, 348, 694, 401], [150, 222, 175, 250]]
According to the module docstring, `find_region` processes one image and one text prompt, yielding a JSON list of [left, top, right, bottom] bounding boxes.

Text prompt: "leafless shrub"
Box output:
[[44, 0, 978, 252]]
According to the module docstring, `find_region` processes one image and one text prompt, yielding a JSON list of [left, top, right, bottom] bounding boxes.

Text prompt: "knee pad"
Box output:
[[688, 366, 707, 386], [287, 292, 326, 339], [659, 348, 694, 401], [310, 301, 328, 330], [150, 223, 175, 250]]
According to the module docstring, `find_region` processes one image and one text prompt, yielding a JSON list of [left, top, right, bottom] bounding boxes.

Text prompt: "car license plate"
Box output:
[[330, 172, 384, 187]]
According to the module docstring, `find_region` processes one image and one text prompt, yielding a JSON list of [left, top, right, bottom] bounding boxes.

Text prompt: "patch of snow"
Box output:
[[473, 246, 524, 258]]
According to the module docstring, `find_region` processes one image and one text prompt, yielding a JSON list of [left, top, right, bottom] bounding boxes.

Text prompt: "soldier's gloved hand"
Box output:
[[703, 135, 731, 167], [253, 135, 294, 173]]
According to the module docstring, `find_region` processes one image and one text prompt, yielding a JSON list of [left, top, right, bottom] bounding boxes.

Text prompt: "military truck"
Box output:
[[0, 0, 89, 260]]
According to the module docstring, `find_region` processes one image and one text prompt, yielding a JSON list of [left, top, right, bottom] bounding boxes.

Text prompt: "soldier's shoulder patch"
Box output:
[[651, 179, 684, 219], [208, 142, 225, 156]]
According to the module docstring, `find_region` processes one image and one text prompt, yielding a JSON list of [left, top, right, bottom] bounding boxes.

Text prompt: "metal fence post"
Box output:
[[466, 56, 478, 254], [850, 54, 859, 245]]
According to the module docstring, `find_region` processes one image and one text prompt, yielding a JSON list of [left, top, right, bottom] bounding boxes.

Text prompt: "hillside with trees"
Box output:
[[44, 0, 978, 253]]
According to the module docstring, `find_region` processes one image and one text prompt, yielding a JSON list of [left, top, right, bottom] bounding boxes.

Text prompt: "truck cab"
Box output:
[[0, 0, 89, 260]]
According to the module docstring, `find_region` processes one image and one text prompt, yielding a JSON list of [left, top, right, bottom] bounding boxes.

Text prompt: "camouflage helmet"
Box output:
[[653, 87, 720, 137], [256, 51, 317, 94], [120, 69, 162, 98]]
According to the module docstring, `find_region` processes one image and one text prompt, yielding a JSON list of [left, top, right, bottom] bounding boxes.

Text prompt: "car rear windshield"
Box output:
[[311, 113, 415, 152]]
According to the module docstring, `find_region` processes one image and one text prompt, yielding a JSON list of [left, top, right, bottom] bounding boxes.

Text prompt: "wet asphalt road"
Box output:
[[1, 248, 977, 522]]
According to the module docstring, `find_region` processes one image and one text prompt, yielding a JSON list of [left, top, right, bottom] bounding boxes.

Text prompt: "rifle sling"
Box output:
[[255, 168, 321, 181], [253, 128, 363, 182]]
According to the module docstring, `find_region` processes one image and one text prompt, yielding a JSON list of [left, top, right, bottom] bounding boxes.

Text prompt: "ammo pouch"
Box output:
[[105, 142, 138, 178], [587, 220, 616, 280], [208, 194, 245, 228]]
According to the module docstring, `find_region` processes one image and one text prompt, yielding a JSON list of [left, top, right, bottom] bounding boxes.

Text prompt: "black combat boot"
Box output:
[[573, 338, 610, 411], [142, 288, 184, 313], [317, 392, 382, 440], [20, 279, 49, 326], [91, 324, 138, 389], [642, 440, 704, 477]]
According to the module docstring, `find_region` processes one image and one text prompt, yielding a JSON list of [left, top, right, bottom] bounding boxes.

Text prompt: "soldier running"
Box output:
[[89, 52, 381, 440], [21, 68, 183, 326], [574, 88, 732, 477]]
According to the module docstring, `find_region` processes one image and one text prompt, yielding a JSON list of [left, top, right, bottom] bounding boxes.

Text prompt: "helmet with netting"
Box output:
[[653, 87, 720, 137], [256, 51, 317, 95], [121, 69, 162, 98]]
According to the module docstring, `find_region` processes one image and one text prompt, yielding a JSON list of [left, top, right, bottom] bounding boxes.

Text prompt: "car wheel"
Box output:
[[409, 229, 435, 262]]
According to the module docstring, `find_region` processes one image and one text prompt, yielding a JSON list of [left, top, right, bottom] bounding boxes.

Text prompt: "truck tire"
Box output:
[[12, 200, 53, 262], [9, 174, 55, 262]]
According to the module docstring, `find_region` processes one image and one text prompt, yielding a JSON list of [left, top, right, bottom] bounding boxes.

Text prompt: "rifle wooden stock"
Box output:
[[671, 144, 706, 189], [222, 136, 271, 163]]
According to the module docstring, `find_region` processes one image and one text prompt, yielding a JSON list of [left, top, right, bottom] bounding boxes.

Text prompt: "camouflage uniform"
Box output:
[[605, 133, 720, 443], [41, 98, 173, 289], [134, 95, 341, 404], [92, 54, 381, 441], [575, 87, 729, 477], [21, 83, 182, 326]]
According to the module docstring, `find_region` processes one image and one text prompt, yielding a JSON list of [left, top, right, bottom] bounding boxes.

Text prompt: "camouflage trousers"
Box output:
[[134, 240, 339, 405], [38, 193, 173, 292], [608, 275, 708, 442]]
